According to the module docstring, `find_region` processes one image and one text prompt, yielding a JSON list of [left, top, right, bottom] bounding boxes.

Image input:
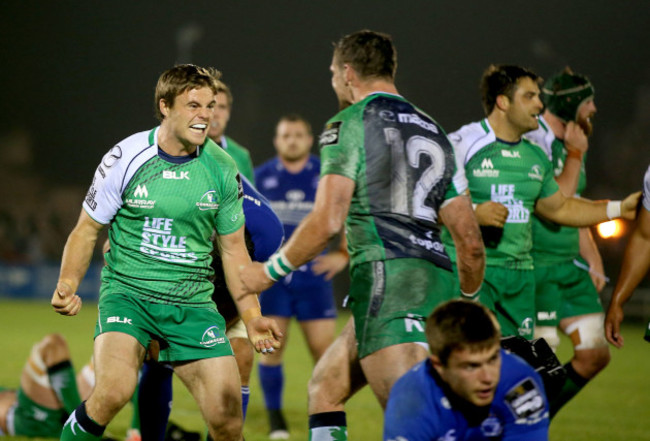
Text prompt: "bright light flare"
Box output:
[[597, 220, 624, 239]]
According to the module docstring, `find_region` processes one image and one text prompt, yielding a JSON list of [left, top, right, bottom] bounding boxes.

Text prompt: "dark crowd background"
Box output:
[[1, 1, 648, 305]]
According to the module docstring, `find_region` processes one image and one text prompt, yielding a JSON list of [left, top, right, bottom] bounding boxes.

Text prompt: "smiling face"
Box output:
[[504, 77, 544, 136], [433, 343, 501, 407], [160, 86, 216, 149]]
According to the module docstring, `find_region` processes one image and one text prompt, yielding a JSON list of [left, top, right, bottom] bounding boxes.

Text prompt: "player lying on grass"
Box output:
[[0, 333, 93, 438]]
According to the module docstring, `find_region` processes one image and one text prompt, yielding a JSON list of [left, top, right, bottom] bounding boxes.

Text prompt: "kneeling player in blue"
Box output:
[[384, 300, 549, 441], [135, 175, 284, 441]]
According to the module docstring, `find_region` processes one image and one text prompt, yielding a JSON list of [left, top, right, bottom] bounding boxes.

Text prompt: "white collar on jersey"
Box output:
[[220, 135, 229, 150], [367, 91, 403, 98]]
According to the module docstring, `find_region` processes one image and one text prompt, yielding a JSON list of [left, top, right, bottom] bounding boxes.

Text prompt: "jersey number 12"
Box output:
[[385, 128, 446, 223]]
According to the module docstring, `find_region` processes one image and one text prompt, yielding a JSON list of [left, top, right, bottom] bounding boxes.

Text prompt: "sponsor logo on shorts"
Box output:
[[404, 313, 425, 333], [537, 311, 557, 321], [505, 378, 545, 422], [196, 191, 219, 210], [107, 316, 133, 325], [33, 408, 48, 421], [518, 317, 534, 337], [200, 326, 226, 347]]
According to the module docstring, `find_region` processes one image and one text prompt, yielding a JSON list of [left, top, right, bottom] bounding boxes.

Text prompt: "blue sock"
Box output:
[[241, 386, 250, 421], [258, 364, 283, 410], [138, 360, 173, 441]]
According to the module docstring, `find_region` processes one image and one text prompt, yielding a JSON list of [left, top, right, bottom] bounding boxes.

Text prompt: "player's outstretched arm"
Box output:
[[439, 194, 485, 298], [605, 208, 650, 348], [535, 190, 642, 227], [218, 225, 283, 354], [52, 209, 104, 316], [239, 174, 354, 293]]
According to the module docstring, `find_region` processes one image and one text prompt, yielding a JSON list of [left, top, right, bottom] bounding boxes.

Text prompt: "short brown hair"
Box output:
[[333, 30, 397, 81], [276, 113, 312, 136], [218, 81, 234, 109], [426, 300, 501, 366], [154, 64, 222, 121], [480, 64, 540, 116]]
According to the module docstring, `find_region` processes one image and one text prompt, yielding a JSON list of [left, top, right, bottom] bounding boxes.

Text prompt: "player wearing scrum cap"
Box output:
[[442, 64, 640, 346], [524, 68, 609, 417]]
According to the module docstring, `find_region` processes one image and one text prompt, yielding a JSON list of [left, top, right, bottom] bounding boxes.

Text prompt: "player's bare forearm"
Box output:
[[53, 209, 103, 315], [440, 195, 485, 293], [282, 174, 354, 267], [536, 191, 641, 226], [58, 210, 103, 291], [218, 226, 259, 308]]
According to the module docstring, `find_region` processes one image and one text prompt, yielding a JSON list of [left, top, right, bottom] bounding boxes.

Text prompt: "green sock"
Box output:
[[48, 361, 81, 415], [550, 362, 589, 418], [309, 412, 347, 441], [60, 403, 105, 441], [130, 382, 141, 430]]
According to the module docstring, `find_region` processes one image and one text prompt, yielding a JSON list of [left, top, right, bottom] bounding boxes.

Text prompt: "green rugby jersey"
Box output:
[[83, 127, 245, 306], [443, 119, 559, 269], [525, 115, 586, 264], [318, 92, 466, 270], [220, 135, 255, 185]]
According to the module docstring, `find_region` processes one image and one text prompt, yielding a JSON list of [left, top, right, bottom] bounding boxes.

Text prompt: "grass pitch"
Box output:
[[1, 299, 649, 441]]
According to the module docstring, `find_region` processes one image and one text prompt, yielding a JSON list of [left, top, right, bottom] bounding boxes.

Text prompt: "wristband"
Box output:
[[263, 249, 297, 281], [472, 203, 477, 211], [460, 284, 482, 301], [566, 148, 583, 161], [606, 200, 621, 220], [241, 307, 262, 325]]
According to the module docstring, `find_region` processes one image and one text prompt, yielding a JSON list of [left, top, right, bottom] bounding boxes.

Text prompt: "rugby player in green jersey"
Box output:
[[525, 68, 609, 417], [606, 165, 650, 348], [443, 64, 640, 344], [0, 334, 93, 438], [51, 64, 281, 441], [241, 30, 486, 441], [208, 81, 256, 185]]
